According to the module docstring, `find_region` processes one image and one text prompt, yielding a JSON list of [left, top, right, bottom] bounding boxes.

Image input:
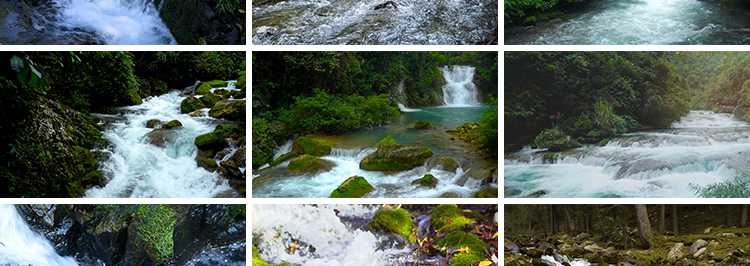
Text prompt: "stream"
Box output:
[[252, 66, 496, 198], [0, 0, 176, 44], [504, 0, 750, 45], [251, 0, 497, 45], [505, 111, 750, 198], [0, 205, 78, 266], [87, 82, 243, 198]]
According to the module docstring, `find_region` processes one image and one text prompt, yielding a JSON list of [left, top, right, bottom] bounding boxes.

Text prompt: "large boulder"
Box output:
[[200, 92, 220, 108], [369, 208, 415, 243], [285, 154, 335, 175], [208, 100, 245, 121], [163, 119, 182, 129], [413, 120, 434, 129], [329, 176, 373, 198], [145, 131, 172, 148], [292, 135, 332, 156], [426, 157, 460, 173], [194, 130, 227, 150], [180, 96, 205, 113], [359, 137, 433, 171], [195, 80, 228, 95], [473, 188, 498, 198]]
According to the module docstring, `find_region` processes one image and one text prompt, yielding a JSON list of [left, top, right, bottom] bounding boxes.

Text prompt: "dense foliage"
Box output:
[[505, 51, 690, 150], [504, 0, 592, 25]]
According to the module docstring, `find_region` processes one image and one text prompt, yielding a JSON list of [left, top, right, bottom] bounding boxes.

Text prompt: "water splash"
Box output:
[[440, 65, 479, 106], [0, 205, 78, 266]]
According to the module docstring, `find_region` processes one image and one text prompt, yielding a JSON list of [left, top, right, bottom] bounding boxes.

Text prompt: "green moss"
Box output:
[[329, 176, 374, 198], [542, 152, 558, 163], [252, 146, 274, 167], [523, 16, 537, 25], [473, 188, 498, 198], [196, 80, 229, 95], [370, 208, 415, 243], [431, 204, 475, 233], [180, 96, 205, 113], [225, 204, 246, 221], [437, 231, 490, 266], [194, 130, 226, 149], [292, 136, 332, 156], [135, 205, 177, 264], [208, 100, 246, 120], [286, 154, 334, 174], [269, 152, 297, 167], [376, 135, 397, 148], [419, 174, 437, 186], [359, 144, 433, 171], [200, 92, 220, 108], [163, 119, 182, 129], [413, 120, 434, 129]]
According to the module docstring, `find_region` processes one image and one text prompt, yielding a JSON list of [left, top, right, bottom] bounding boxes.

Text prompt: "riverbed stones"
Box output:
[[526, 248, 544, 258], [669, 243, 685, 261], [285, 154, 335, 175], [329, 176, 373, 198], [196, 157, 218, 172], [473, 188, 498, 198], [208, 100, 245, 120], [360, 136, 433, 171], [690, 239, 708, 254], [180, 96, 205, 113]]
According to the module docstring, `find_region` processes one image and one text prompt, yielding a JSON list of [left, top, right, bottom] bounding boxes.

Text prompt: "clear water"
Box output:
[[505, 111, 750, 198], [252, 0, 498, 44], [87, 86, 243, 198], [505, 0, 750, 45]]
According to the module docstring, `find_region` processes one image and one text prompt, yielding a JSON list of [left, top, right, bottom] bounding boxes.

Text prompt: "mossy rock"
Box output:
[[196, 157, 218, 172], [286, 154, 335, 175], [252, 146, 274, 168], [292, 136, 332, 157], [214, 89, 232, 100], [430, 204, 475, 233], [376, 135, 397, 148], [269, 152, 297, 168], [473, 188, 498, 198], [329, 176, 374, 198], [200, 92, 220, 108], [163, 119, 182, 129], [180, 96, 205, 113], [156, 0, 213, 44], [194, 130, 227, 150], [132, 205, 177, 264], [235, 75, 246, 89], [208, 100, 246, 121], [359, 144, 433, 171], [412, 173, 438, 188], [145, 119, 162, 128], [413, 120, 434, 129], [524, 16, 537, 25], [195, 80, 229, 95], [437, 231, 490, 266], [370, 208, 415, 243], [426, 156, 460, 173]]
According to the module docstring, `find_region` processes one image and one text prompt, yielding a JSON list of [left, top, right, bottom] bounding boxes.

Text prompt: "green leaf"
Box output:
[[10, 55, 24, 72]]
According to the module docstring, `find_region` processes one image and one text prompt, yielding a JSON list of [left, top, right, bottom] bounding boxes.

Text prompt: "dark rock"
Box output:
[[208, 100, 245, 121], [163, 119, 182, 129], [146, 119, 162, 128], [180, 96, 205, 113], [426, 156, 460, 173]]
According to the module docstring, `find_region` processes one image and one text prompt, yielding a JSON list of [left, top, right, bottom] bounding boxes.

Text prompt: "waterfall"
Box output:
[[49, 0, 176, 44], [272, 137, 295, 160], [0, 205, 78, 266], [440, 65, 479, 106]]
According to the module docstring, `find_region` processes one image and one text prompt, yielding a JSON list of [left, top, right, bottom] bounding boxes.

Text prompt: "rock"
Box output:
[[411, 174, 438, 188], [196, 157, 218, 172], [527, 248, 544, 258], [292, 135, 332, 156], [668, 243, 684, 261], [285, 154, 335, 175], [583, 253, 601, 263], [200, 92, 220, 107], [208, 100, 245, 120], [439, 192, 460, 198], [163, 119, 182, 129], [709, 240, 720, 248], [575, 232, 590, 241], [504, 241, 520, 254], [329, 176, 373, 198], [584, 243, 602, 253], [145, 131, 171, 147], [413, 120, 434, 129], [194, 130, 227, 150], [473, 188, 498, 198], [426, 157, 460, 173], [376, 135, 397, 148], [189, 110, 206, 117], [146, 119, 161, 128], [370, 208, 414, 242], [180, 96, 205, 113], [229, 148, 246, 168], [694, 247, 707, 258], [359, 136, 433, 171], [219, 160, 243, 179], [675, 258, 694, 266], [529, 190, 548, 197], [531, 258, 546, 266], [690, 239, 708, 254], [704, 227, 712, 234], [374, 1, 397, 10], [718, 232, 737, 238]]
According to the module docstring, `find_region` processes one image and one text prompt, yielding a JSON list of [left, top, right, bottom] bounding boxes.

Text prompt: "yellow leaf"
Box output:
[[478, 260, 492, 266], [456, 247, 470, 253], [239, 9, 245, 13]]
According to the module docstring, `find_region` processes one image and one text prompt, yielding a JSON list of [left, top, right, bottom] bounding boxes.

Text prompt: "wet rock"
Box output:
[[614, 159, 672, 180], [285, 154, 335, 175], [690, 239, 707, 254], [411, 173, 438, 188], [413, 120, 434, 129], [145, 131, 172, 148], [329, 176, 373, 198], [163, 119, 182, 129], [180, 96, 205, 113], [196, 157, 218, 172], [219, 160, 243, 179], [229, 148, 246, 168], [292, 135, 332, 156], [374, 1, 397, 10], [440, 192, 460, 198], [145, 119, 162, 128], [189, 110, 206, 117], [194, 130, 227, 150], [473, 188, 498, 198], [527, 248, 544, 258], [208, 100, 245, 121], [360, 136, 433, 171], [669, 243, 685, 261], [200, 92, 220, 108], [426, 156, 460, 173], [370, 208, 414, 242], [531, 258, 546, 266]]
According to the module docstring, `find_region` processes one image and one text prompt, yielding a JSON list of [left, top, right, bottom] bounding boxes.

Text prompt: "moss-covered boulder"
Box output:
[[194, 130, 227, 150], [437, 231, 490, 266], [129, 205, 178, 264], [376, 135, 397, 148], [200, 92, 220, 108], [474, 188, 498, 198], [412, 173, 438, 188], [145, 119, 162, 128], [137, 77, 169, 98], [359, 143, 433, 172], [163, 119, 182, 129], [426, 157, 460, 173], [196, 157, 218, 172], [252, 246, 270, 266], [369, 208, 415, 243], [208, 100, 246, 121], [214, 89, 231, 100], [180, 96, 205, 113], [292, 135, 332, 157], [145, 131, 172, 148], [430, 204, 477, 233], [195, 80, 228, 95], [414, 120, 434, 129], [285, 154, 335, 175], [329, 176, 374, 198]]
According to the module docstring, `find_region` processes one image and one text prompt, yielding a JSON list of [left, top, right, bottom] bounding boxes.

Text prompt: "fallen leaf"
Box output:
[[478, 260, 492, 266], [455, 247, 470, 253]]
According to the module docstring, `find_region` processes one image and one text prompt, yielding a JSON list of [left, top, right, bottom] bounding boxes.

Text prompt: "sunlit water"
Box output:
[[0, 0, 175, 44], [0, 205, 78, 266], [252, 0, 497, 44], [87, 83, 244, 198], [505, 111, 750, 198], [505, 0, 750, 45]]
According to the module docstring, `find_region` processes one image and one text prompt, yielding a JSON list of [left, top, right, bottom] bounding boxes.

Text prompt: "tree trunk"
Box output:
[[565, 205, 574, 233], [742, 205, 747, 228], [726, 205, 733, 227], [622, 224, 628, 249], [672, 204, 679, 237], [659, 204, 665, 232], [550, 204, 556, 234], [635, 204, 652, 249]]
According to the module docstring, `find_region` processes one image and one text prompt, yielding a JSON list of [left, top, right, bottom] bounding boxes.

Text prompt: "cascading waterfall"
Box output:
[[505, 111, 750, 198], [86, 86, 241, 198], [41, 0, 176, 44], [440, 65, 479, 106], [0, 205, 78, 266]]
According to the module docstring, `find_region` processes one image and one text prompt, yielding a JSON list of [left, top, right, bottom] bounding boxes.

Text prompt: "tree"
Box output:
[[726, 205, 733, 227], [672, 205, 679, 237], [635, 204, 652, 249], [742, 205, 748, 227], [659, 204, 665, 232]]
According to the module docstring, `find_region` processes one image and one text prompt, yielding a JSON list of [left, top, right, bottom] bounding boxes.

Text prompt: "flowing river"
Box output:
[[504, 0, 750, 45], [87, 83, 243, 198], [505, 111, 750, 198], [0, 0, 176, 44], [0, 205, 78, 266], [251, 0, 497, 44], [253, 65, 496, 198]]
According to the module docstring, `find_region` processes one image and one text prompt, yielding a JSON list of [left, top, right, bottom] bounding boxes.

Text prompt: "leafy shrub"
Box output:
[[534, 128, 580, 151], [479, 96, 498, 155]]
